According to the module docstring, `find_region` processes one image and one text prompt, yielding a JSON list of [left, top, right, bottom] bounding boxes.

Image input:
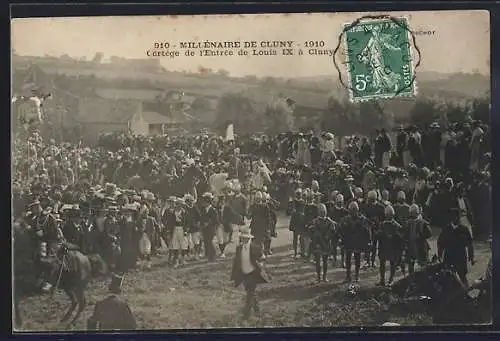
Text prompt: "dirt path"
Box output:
[[17, 213, 491, 331]]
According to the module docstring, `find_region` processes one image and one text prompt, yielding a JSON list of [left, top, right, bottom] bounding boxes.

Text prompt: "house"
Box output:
[[75, 96, 185, 143]]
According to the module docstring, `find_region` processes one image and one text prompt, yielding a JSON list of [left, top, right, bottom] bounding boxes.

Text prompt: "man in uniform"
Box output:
[[327, 193, 349, 267], [87, 273, 137, 330], [339, 201, 370, 283], [377, 205, 404, 286], [403, 204, 432, 275], [363, 190, 385, 268]]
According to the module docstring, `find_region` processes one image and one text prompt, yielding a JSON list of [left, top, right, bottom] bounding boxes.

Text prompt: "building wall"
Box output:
[[130, 112, 150, 136], [76, 97, 141, 143]]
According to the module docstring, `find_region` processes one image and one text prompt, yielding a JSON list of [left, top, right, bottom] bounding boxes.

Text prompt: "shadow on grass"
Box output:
[[258, 280, 344, 303]]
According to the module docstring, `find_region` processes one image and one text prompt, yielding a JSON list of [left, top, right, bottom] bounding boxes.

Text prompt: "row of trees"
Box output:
[[213, 92, 491, 136]]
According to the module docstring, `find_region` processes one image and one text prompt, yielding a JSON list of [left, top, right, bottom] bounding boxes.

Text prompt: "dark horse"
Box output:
[[39, 244, 93, 326], [391, 262, 487, 324]]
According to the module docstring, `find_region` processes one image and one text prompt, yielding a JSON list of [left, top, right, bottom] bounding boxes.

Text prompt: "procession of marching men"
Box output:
[[13, 116, 491, 324]]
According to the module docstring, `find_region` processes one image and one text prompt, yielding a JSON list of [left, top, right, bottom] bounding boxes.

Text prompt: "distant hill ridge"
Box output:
[[12, 55, 489, 110]]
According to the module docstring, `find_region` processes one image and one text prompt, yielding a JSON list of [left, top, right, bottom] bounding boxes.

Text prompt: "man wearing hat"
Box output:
[[87, 273, 137, 330], [27, 199, 61, 292], [230, 226, 270, 320], [62, 205, 84, 249], [184, 194, 202, 260], [215, 194, 236, 258], [199, 192, 218, 262], [164, 197, 188, 268], [102, 206, 121, 271], [437, 208, 475, 287], [230, 181, 248, 228], [288, 188, 306, 259], [143, 192, 161, 256], [119, 204, 139, 271]]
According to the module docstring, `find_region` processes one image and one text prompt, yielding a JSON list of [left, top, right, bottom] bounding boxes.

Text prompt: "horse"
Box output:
[[391, 262, 484, 324], [38, 244, 93, 326]]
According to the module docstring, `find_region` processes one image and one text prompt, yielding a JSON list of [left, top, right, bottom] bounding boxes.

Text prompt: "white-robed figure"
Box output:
[[321, 132, 337, 164], [295, 135, 311, 167], [12, 91, 52, 128], [209, 172, 229, 196], [250, 159, 272, 190]]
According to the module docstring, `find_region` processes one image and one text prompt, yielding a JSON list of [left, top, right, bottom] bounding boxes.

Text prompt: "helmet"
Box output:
[[348, 201, 359, 212], [397, 191, 406, 201], [384, 205, 395, 217], [409, 204, 420, 216]]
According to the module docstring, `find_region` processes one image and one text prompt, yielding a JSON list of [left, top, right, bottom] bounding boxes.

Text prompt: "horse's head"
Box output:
[[88, 253, 109, 277], [392, 263, 466, 305]]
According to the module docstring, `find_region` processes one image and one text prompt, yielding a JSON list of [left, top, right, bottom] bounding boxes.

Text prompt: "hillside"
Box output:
[[12, 55, 490, 114]]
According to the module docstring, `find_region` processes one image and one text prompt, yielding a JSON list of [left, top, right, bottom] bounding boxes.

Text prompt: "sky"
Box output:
[[11, 10, 490, 78]]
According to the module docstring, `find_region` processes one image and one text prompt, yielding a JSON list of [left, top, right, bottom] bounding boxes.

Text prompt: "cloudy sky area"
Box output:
[[11, 10, 490, 78]]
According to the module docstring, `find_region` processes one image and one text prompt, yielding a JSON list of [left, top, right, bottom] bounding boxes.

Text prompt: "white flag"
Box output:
[[225, 123, 234, 142]]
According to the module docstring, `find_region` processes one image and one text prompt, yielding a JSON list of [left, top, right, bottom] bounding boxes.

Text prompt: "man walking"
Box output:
[[230, 227, 270, 320]]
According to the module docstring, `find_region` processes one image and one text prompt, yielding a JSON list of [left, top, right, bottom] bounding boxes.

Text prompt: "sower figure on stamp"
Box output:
[[231, 226, 270, 320]]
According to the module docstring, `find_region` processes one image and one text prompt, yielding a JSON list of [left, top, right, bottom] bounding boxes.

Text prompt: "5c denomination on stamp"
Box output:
[[343, 17, 416, 102]]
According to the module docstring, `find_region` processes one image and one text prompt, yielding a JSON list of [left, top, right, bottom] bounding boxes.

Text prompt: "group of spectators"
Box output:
[[12, 114, 491, 293]]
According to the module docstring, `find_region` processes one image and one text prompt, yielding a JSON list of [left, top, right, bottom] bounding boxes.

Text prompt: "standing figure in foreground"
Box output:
[[339, 201, 370, 283], [308, 203, 336, 283], [288, 188, 305, 259], [403, 204, 432, 275], [87, 273, 137, 331], [437, 209, 475, 287], [200, 192, 219, 262], [230, 227, 270, 320], [377, 205, 405, 286]]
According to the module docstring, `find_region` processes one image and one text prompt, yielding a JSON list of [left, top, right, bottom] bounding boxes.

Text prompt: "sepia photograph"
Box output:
[[11, 10, 492, 331]]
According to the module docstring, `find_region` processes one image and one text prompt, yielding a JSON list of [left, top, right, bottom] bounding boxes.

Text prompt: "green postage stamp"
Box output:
[[344, 17, 416, 102]]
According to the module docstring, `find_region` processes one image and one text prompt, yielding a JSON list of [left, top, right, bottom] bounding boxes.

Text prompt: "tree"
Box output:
[[92, 52, 104, 64], [214, 93, 260, 134], [190, 97, 212, 113], [60, 54, 73, 61], [471, 95, 490, 123], [262, 77, 275, 87], [409, 99, 440, 128], [243, 75, 258, 82], [217, 69, 230, 77], [322, 96, 393, 136], [264, 96, 296, 134], [322, 96, 345, 133]]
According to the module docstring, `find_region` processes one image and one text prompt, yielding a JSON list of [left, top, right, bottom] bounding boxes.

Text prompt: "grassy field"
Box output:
[[16, 213, 491, 331]]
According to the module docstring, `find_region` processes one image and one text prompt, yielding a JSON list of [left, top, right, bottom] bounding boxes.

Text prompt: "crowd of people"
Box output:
[[12, 114, 491, 303]]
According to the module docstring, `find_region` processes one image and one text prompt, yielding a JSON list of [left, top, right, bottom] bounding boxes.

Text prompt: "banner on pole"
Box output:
[[225, 123, 234, 142]]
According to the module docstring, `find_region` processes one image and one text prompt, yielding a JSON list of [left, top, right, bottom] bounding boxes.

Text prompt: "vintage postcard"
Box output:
[[11, 10, 491, 331]]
